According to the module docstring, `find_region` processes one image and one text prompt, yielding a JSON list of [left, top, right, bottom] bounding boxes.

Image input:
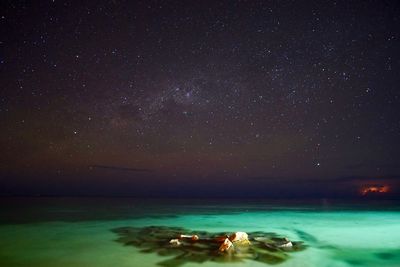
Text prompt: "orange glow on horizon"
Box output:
[[360, 185, 389, 196]]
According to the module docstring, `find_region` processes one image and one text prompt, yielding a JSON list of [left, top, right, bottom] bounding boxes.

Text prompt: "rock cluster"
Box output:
[[112, 226, 306, 267]]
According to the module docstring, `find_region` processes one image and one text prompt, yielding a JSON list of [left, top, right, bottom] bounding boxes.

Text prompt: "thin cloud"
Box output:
[[247, 175, 400, 184], [89, 165, 151, 172], [332, 175, 400, 182], [345, 162, 400, 170], [247, 176, 283, 181]]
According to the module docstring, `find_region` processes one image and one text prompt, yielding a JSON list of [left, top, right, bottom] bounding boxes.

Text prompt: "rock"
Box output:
[[278, 241, 293, 248], [229, 232, 250, 244], [229, 232, 248, 242], [179, 234, 199, 241], [169, 239, 181, 246], [219, 238, 233, 252], [275, 237, 293, 248], [214, 235, 229, 243]]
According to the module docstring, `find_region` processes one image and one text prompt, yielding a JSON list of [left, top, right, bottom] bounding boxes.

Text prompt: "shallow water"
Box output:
[[0, 198, 399, 267]]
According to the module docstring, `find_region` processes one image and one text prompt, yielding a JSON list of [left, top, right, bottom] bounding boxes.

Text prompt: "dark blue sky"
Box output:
[[1, 1, 399, 198]]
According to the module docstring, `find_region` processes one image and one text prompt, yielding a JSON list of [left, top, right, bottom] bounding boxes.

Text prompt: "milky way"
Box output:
[[1, 1, 400, 197]]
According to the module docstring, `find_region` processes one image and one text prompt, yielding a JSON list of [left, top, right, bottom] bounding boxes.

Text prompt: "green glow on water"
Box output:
[[0, 198, 399, 267]]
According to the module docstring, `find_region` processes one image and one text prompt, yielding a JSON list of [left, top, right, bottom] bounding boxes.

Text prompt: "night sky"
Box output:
[[1, 1, 400, 198]]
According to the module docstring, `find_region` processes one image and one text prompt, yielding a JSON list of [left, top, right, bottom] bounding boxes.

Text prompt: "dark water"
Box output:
[[1, 197, 399, 224]]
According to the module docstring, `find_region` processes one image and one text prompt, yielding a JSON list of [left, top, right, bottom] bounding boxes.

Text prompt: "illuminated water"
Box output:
[[0, 198, 399, 267]]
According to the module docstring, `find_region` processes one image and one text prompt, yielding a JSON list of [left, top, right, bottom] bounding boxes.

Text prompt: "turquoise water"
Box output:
[[0, 198, 399, 267]]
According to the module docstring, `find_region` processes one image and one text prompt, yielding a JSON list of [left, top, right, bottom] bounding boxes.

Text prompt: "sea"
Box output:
[[0, 197, 399, 267]]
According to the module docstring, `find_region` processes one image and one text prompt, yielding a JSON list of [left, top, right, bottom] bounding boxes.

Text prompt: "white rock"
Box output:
[[278, 238, 293, 248], [169, 239, 181, 246], [229, 232, 249, 242], [179, 234, 199, 241]]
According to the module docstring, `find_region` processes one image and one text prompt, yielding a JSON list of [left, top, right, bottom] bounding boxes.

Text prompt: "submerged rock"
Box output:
[[111, 226, 306, 267], [229, 231, 250, 244], [219, 238, 233, 252], [169, 239, 181, 246], [179, 234, 199, 241], [276, 237, 293, 248]]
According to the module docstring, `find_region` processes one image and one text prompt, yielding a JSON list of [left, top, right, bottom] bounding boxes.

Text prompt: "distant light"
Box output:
[[360, 185, 389, 195]]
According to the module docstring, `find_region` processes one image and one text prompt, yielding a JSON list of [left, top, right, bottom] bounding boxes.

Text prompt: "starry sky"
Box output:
[[1, 0, 400, 198]]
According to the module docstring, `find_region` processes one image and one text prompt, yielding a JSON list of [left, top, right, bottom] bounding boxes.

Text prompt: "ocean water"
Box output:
[[0, 198, 399, 267]]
